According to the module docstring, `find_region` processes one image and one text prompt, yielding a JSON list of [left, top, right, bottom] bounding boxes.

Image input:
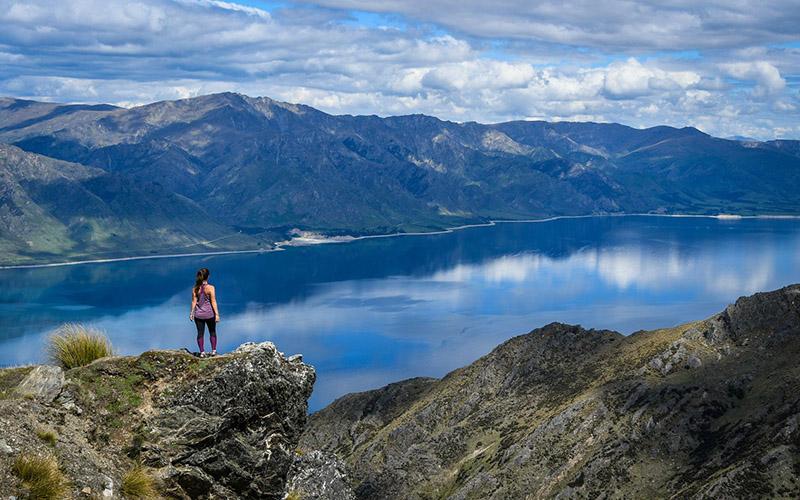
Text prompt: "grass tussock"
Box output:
[[121, 463, 158, 499], [48, 323, 113, 369], [13, 453, 69, 500], [285, 491, 302, 500], [35, 427, 58, 447]]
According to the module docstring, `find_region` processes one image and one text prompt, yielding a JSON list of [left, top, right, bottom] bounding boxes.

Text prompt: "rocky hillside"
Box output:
[[2, 93, 800, 265], [0, 342, 314, 499], [302, 284, 800, 498]]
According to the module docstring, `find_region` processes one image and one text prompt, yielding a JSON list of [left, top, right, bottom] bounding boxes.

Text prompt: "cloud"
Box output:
[[296, 0, 800, 51], [419, 60, 536, 91], [600, 58, 701, 99], [0, 0, 797, 139], [721, 61, 786, 96]]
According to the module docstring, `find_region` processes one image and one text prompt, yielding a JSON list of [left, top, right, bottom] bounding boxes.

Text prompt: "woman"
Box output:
[[190, 268, 220, 357]]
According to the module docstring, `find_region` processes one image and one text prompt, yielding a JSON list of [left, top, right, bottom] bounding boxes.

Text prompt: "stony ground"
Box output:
[[302, 284, 800, 499], [0, 342, 314, 499]]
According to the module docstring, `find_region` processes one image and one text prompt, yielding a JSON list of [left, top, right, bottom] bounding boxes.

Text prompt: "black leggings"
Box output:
[[194, 317, 216, 335], [194, 318, 217, 351]]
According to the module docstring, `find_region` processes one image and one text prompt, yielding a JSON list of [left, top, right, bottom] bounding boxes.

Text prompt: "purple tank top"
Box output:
[[195, 283, 215, 319]]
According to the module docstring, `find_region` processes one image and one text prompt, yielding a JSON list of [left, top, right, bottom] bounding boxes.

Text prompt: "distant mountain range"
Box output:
[[1, 92, 799, 265]]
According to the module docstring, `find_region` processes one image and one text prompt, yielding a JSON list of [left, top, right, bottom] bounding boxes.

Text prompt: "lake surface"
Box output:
[[2, 215, 800, 410]]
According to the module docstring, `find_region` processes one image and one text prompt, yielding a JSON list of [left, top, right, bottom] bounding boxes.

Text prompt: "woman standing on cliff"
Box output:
[[190, 268, 220, 357]]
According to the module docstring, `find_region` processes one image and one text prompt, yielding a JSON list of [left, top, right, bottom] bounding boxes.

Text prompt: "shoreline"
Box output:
[[3, 212, 800, 270]]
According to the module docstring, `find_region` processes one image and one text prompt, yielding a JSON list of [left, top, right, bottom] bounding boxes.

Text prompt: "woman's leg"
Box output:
[[194, 318, 206, 352], [208, 319, 217, 352]]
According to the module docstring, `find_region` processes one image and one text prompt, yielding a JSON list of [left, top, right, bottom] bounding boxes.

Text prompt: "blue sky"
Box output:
[[0, 0, 798, 139]]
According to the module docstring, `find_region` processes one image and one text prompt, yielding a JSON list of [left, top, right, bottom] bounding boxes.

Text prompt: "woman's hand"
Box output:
[[190, 313, 194, 322], [215, 314, 221, 323]]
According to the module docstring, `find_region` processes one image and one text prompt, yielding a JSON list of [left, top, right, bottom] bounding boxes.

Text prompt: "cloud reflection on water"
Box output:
[[1, 217, 799, 410]]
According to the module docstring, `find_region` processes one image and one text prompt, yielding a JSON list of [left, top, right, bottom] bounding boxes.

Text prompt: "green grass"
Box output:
[[35, 427, 58, 447], [12, 453, 69, 500], [94, 373, 145, 428], [48, 323, 113, 369], [121, 463, 158, 499]]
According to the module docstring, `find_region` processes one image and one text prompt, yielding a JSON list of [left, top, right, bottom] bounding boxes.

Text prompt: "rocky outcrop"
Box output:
[[302, 284, 800, 498], [284, 450, 356, 500], [0, 341, 314, 499]]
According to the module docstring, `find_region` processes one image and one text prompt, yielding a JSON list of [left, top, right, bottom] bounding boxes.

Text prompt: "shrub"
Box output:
[[35, 427, 58, 447], [12, 453, 69, 500], [121, 463, 158, 499], [48, 323, 113, 369]]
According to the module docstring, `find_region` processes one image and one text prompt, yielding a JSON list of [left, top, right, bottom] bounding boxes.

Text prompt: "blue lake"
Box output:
[[2, 215, 800, 410]]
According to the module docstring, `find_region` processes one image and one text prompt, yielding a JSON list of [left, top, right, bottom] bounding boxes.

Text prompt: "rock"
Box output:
[[172, 467, 214, 497], [16, 365, 64, 402], [0, 341, 315, 500], [144, 342, 315, 499], [686, 355, 702, 368], [56, 390, 83, 415], [234, 340, 278, 354], [100, 475, 113, 499], [288, 354, 303, 363], [285, 450, 356, 500], [0, 440, 13, 454]]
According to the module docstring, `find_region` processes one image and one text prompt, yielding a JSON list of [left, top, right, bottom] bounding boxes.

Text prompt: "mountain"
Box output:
[[0, 144, 261, 264], [301, 284, 800, 498], [2, 92, 800, 265]]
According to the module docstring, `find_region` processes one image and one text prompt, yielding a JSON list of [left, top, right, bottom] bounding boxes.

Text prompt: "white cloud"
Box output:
[[420, 60, 536, 91], [721, 61, 786, 96], [601, 58, 701, 99], [298, 0, 800, 51]]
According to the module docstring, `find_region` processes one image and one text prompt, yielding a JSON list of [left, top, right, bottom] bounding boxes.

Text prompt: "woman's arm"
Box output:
[[190, 290, 197, 321], [209, 286, 220, 321]]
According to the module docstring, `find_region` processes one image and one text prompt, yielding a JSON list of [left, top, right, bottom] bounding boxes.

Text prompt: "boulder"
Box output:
[[16, 365, 64, 402]]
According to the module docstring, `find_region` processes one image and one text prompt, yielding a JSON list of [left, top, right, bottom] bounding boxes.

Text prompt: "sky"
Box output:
[[0, 0, 798, 139]]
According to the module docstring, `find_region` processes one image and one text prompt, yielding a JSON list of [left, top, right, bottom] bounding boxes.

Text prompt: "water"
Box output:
[[2, 215, 800, 410]]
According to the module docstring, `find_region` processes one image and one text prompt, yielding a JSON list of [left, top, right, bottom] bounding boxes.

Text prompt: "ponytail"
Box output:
[[194, 268, 210, 297]]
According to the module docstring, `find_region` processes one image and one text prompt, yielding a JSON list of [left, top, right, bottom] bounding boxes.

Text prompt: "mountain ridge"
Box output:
[[301, 284, 800, 499], [1, 92, 799, 265]]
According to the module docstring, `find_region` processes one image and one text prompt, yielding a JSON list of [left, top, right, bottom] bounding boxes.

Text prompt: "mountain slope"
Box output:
[[0, 144, 262, 265], [1, 93, 799, 264], [301, 284, 800, 498]]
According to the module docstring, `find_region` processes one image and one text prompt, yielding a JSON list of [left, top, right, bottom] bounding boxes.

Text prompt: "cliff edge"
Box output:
[[0, 342, 315, 499]]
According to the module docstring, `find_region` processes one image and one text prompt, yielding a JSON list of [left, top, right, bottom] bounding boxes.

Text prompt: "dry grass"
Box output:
[[12, 453, 69, 500], [48, 323, 113, 369], [121, 463, 158, 499], [285, 491, 303, 500], [35, 426, 58, 447]]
